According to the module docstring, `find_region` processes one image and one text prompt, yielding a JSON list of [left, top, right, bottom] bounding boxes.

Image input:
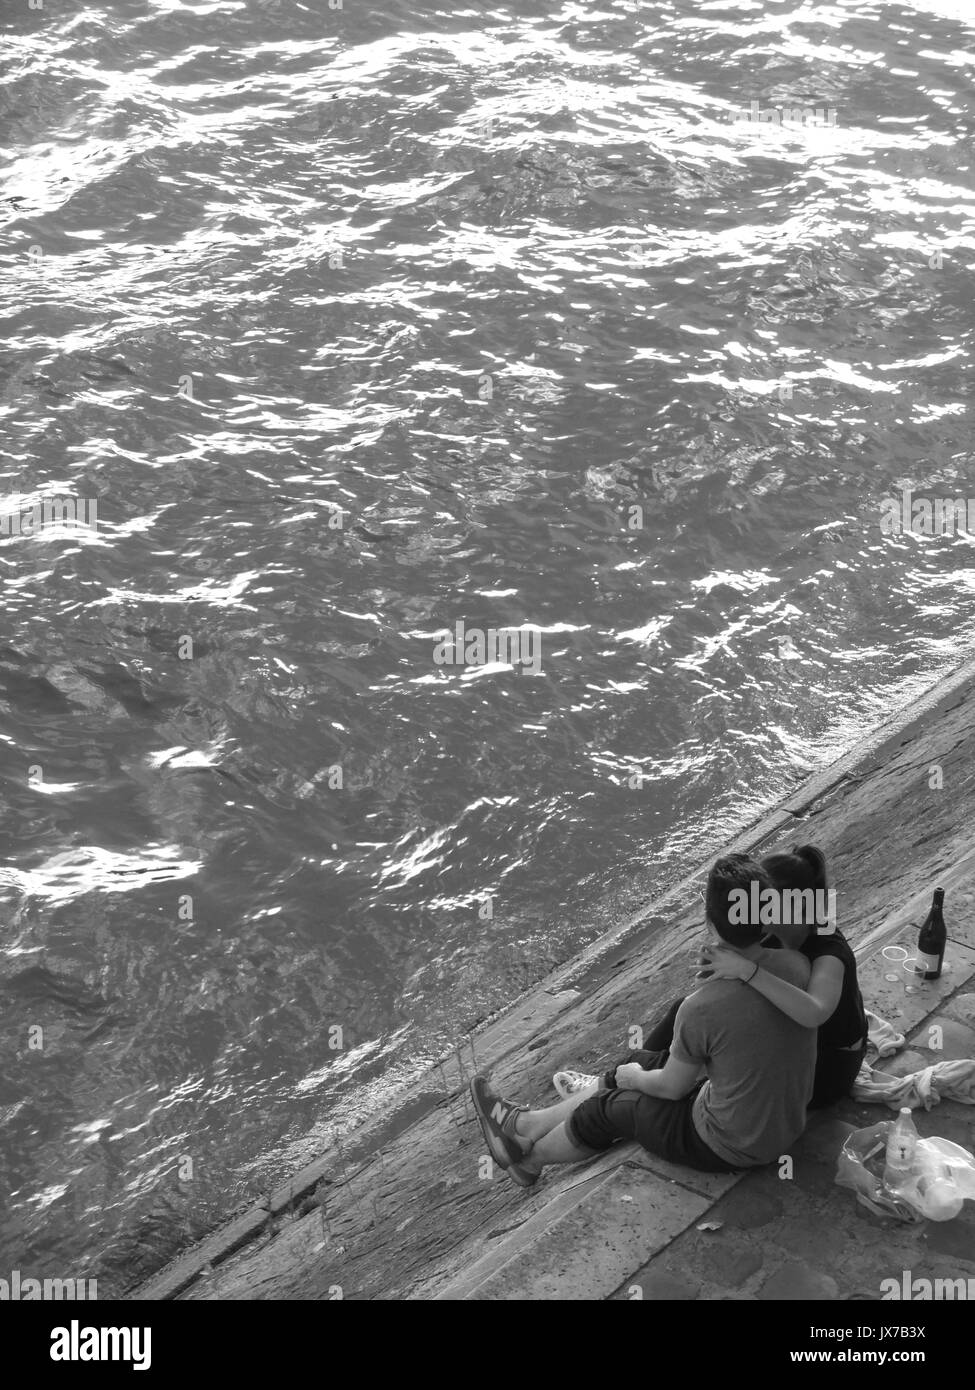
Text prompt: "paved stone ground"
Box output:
[[611, 988, 975, 1302]]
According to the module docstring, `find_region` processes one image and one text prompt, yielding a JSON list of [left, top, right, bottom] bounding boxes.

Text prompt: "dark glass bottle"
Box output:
[[916, 888, 947, 981]]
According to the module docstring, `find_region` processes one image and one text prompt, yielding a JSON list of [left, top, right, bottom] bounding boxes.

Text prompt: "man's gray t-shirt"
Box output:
[[670, 949, 816, 1167]]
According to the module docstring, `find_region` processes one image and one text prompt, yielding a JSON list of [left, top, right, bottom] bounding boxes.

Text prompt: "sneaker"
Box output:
[[553, 1069, 600, 1100], [469, 1076, 539, 1188]]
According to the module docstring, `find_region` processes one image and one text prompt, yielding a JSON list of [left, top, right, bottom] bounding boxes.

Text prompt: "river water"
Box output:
[[2, 0, 974, 1291]]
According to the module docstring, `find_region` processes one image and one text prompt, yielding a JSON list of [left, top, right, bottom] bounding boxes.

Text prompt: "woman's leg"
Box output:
[[808, 1045, 867, 1110], [643, 996, 686, 1052]]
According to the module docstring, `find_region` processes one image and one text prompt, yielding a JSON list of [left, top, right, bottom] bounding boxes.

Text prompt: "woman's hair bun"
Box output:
[[792, 844, 827, 888]]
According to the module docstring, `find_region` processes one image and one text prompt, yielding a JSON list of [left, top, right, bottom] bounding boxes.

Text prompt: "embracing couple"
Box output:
[[472, 846, 867, 1187]]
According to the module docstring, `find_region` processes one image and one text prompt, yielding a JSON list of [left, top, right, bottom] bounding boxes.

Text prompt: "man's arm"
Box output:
[[615, 1055, 701, 1100]]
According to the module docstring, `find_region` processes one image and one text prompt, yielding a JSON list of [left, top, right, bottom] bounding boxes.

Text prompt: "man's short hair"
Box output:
[[706, 853, 773, 948]]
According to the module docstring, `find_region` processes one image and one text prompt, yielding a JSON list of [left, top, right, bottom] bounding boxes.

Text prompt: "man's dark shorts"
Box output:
[[567, 1048, 739, 1174]]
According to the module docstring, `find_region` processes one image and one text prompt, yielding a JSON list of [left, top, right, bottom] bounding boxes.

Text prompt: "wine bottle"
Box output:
[[916, 888, 947, 981]]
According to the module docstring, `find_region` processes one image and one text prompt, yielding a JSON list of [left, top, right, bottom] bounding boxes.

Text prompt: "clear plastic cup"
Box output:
[[882, 945, 908, 983]]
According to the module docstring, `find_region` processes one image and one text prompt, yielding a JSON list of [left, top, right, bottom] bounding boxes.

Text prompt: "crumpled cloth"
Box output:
[[865, 1008, 905, 1057], [852, 1057, 975, 1110]]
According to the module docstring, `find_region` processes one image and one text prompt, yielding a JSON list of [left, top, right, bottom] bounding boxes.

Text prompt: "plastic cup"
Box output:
[[882, 946, 906, 983]]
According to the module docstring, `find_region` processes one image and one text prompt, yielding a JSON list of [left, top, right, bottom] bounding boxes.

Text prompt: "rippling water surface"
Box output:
[[3, 0, 975, 1289]]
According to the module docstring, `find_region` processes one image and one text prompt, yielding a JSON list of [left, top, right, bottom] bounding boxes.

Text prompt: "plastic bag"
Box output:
[[908, 1138, 975, 1219], [834, 1120, 975, 1222]]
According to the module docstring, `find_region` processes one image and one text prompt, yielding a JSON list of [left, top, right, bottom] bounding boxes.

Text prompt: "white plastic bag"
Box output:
[[835, 1120, 975, 1221], [902, 1137, 975, 1220]]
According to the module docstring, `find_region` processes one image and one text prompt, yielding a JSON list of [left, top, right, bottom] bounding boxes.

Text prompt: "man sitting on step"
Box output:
[[470, 853, 817, 1186]]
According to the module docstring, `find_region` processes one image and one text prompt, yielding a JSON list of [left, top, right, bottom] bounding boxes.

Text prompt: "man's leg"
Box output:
[[509, 1049, 666, 1149], [509, 1052, 666, 1175], [476, 1047, 672, 1182], [526, 1087, 735, 1180], [470, 1077, 601, 1181], [521, 1088, 652, 1176], [511, 1088, 601, 1147], [521, 1122, 598, 1173]]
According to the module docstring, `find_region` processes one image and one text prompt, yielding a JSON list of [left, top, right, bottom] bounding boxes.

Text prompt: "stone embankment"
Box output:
[[131, 656, 975, 1301]]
